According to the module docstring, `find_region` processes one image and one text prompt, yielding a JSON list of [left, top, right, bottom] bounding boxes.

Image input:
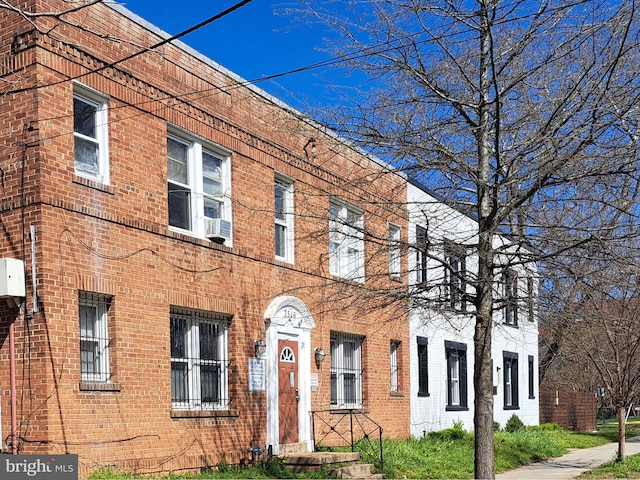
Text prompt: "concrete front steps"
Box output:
[[285, 451, 383, 479]]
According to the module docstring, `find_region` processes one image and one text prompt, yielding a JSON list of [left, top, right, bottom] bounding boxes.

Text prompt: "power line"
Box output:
[[5, 0, 254, 95]]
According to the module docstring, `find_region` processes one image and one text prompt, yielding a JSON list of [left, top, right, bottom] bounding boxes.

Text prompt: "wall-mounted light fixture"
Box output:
[[254, 339, 267, 358], [314, 347, 326, 368]]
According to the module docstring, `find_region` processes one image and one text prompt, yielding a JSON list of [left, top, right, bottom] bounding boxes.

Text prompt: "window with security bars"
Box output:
[[330, 332, 363, 409], [390, 340, 400, 392], [79, 292, 111, 383], [170, 309, 230, 410]]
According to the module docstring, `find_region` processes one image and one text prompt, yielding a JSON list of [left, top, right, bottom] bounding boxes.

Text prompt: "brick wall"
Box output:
[[0, 1, 410, 477], [539, 389, 597, 432]]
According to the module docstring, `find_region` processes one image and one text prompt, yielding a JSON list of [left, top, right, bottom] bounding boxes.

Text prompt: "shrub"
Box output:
[[505, 414, 525, 433], [493, 421, 501, 432], [528, 422, 561, 432], [427, 421, 470, 441]]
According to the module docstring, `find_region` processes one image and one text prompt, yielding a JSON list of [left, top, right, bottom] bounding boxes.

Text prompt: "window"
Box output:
[[170, 308, 230, 410], [73, 84, 109, 183], [444, 243, 466, 310], [330, 332, 363, 408], [503, 351, 519, 409], [389, 224, 401, 278], [445, 341, 468, 410], [417, 336, 429, 397], [528, 355, 535, 399], [527, 277, 536, 322], [329, 200, 364, 282], [167, 129, 231, 240], [415, 225, 428, 284], [275, 175, 294, 262], [504, 269, 518, 326], [79, 292, 111, 383], [390, 340, 400, 393]]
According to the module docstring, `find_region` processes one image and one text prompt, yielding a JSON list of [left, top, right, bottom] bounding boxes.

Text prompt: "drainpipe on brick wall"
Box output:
[[9, 317, 17, 454]]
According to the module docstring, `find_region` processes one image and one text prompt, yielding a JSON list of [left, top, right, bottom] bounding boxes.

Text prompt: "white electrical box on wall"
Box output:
[[0, 258, 25, 299]]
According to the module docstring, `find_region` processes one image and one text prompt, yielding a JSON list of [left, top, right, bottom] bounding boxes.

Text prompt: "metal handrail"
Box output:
[[310, 408, 383, 470]]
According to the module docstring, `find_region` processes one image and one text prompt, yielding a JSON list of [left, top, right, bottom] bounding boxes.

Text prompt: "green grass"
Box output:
[[87, 420, 639, 480], [577, 454, 640, 479]]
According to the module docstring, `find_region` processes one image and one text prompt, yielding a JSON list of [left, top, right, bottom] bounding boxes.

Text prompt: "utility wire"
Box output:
[[6, 0, 254, 95]]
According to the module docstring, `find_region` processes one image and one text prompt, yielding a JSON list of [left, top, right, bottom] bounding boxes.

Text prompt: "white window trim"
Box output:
[[79, 292, 110, 383], [449, 352, 461, 406], [329, 199, 364, 282], [274, 173, 295, 263], [73, 82, 109, 184], [167, 127, 232, 243]]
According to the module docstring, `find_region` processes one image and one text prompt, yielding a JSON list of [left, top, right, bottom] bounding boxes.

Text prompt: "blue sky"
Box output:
[[121, 0, 339, 110]]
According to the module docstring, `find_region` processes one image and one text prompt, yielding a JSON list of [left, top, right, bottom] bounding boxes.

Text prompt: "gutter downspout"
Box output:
[[9, 317, 17, 454]]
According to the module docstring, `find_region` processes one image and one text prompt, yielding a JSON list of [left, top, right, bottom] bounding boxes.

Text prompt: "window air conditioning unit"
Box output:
[[205, 218, 232, 243]]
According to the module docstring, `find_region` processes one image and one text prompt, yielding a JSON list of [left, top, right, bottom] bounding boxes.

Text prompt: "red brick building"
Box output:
[[0, 1, 410, 476]]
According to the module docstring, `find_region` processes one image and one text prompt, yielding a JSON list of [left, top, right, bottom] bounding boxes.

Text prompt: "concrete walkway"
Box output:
[[496, 436, 640, 479]]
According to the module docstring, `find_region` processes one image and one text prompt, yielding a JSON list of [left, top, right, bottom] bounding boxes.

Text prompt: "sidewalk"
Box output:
[[496, 436, 640, 479]]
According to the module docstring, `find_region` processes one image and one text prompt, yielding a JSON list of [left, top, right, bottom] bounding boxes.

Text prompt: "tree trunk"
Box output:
[[474, 4, 495, 478], [474, 229, 495, 479], [617, 406, 627, 461]]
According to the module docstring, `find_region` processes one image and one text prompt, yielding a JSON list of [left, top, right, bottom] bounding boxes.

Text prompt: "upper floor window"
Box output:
[[444, 243, 466, 310], [527, 277, 536, 323], [79, 291, 111, 383], [445, 340, 468, 410], [275, 175, 294, 263], [329, 200, 364, 282], [330, 332, 363, 409], [415, 225, 428, 284], [167, 129, 232, 242], [73, 83, 109, 184], [389, 224, 401, 278], [503, 269, 518, 326], [170, 308, 230, 411]]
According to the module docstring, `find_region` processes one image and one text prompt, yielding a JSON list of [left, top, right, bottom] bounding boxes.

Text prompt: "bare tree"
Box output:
[[542, 251, 640, 460], [291, 1, 640, 476]]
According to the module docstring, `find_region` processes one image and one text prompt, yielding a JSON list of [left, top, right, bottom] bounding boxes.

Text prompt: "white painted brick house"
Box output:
[[407, 182, 539, 436]]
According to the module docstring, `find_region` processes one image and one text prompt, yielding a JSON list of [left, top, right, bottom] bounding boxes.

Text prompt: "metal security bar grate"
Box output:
[[170, 309, 230, 410]]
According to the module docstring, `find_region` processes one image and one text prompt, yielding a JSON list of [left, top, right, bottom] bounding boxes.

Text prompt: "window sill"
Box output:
[[73, 175, 114, 194], [171, 409, 239, 419], [329, 407, 367, 414], [79, 382, 121, 392], [417, 392, 430, 398], [502, 322, 519, 328], [503, 406, 520, 410], [390, 391, 404, 398], [445, 406, 469, 412]]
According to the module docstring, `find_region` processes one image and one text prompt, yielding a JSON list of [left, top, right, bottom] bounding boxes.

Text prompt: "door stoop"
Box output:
[[278, 442, 308, 455]]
